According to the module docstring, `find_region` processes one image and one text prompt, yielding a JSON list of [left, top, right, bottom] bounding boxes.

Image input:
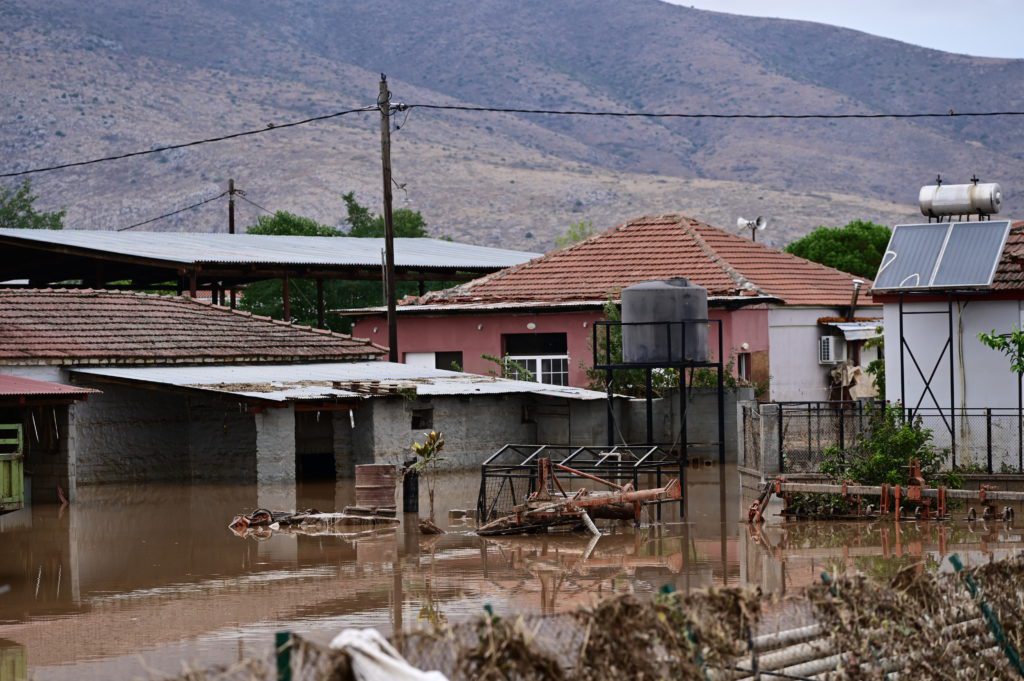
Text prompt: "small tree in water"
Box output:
[[411, 430, 445, 522]]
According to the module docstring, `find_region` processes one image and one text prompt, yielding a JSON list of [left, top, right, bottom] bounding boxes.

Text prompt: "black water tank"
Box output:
[[621, 278, 709, 364]]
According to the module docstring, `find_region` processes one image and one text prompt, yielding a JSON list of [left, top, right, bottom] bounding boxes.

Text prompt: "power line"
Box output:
[[236, 193, 274, 215], [401, 102, 1024, 120], [6, 97, 1024, 182], [1, 106, 377, 179], [116, 190, 228, 231]]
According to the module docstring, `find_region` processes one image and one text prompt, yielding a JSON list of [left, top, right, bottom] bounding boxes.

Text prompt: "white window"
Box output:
[[502, 332, 570, 386], [506, 355, 570, 386]]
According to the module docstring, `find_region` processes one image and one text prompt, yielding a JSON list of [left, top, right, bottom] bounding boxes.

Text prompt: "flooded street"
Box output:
[[1, 466, 1021, 680]]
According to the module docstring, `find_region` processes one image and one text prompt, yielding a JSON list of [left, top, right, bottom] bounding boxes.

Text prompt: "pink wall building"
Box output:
[[348, 214, 877, 399]]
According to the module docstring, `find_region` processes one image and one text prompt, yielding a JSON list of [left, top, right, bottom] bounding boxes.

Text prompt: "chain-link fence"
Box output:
[[739, 401, 1024, 476]]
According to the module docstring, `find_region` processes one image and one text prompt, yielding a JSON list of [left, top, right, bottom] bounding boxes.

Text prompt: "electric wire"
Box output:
[[6, 99, 1024, 181], [236, 193, 274, 215], [401, 102, 1024, 120], [0, 106, 377, 179], [116, 190, 228, 232]]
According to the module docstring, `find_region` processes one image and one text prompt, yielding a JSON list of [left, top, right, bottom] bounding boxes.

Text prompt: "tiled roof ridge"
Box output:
[[0, 288, 386, 355], [688, 220, 871, 281], [676, 217, 762, 296], [408, 217, 647, 305]]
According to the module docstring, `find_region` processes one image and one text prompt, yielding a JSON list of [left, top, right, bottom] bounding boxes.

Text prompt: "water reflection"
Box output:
[[0, 466, 1019, 680]]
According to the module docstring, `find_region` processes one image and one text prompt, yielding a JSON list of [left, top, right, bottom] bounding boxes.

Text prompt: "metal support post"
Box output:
[[716, 321, 725, 466], [645, 368, 653, 446], [948, 296, 956, 467], [316, 278, 325, 329], [606, 367, 614, 447], [899, 295, 906, 417], [777, 403, 785, 474], [986, 407, 993, 474]]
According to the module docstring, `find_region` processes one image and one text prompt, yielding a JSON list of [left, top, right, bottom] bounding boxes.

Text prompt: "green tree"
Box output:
[[0, 180, 65, 230], [248, 211, 340, 237], [342, 192, 428, 238], [784, 220, 891, 279], [554, 219, 596, 248], [239, 196, 444, 332]]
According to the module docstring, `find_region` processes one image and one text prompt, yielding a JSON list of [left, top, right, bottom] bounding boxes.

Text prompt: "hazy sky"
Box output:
[[664, 1, 1024, 59]]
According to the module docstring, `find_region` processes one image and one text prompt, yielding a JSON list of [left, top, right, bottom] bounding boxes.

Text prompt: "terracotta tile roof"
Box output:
[[0, 289, 385, 366], [0, 374, 100, 397], [410, 215, 874, 308], [991, 222, 1024, 291]]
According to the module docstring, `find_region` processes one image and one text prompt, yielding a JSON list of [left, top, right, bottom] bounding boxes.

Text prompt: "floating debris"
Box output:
[[228, 507, 399, 538], [476, 457, 681, 536]]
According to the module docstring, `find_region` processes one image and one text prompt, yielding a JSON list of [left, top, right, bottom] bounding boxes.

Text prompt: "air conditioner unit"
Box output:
[[819, 336, 847, 365]]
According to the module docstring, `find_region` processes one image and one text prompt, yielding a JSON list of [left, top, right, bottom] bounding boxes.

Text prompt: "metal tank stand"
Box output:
[[592, 318, 726, 518]]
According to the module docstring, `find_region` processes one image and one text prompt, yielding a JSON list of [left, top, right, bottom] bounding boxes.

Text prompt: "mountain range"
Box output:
[[2, 0, 1022, 249]]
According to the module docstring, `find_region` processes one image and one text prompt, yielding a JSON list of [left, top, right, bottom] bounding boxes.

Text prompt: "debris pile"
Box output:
[[476, 457, 681, 536], [160, 554, 1024, 680], [228, 507, 398, 538]]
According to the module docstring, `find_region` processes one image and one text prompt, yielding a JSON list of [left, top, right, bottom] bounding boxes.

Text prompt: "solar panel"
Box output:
[[872, 223, 949, 290], [931, 220, 1011, 288]]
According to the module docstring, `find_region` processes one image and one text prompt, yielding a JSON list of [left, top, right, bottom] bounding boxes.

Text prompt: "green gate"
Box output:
[[0, 423, 24, 515]]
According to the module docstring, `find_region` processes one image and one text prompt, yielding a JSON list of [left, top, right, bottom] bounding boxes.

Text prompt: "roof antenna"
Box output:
[[935, 173, 943, 187]]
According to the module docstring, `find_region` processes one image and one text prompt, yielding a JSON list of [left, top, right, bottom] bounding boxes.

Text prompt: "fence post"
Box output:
[[777, 404, 785, 474], [838, 402, 845, 451], [986, 408, 993, 474], [275, 631, 292, 681]]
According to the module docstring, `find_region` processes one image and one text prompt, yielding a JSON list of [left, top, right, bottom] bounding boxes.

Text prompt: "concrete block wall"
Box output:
[[368, 395, 539, 470], [255, 405, 296, 484], [333, 406, 375, 477], [70, 383, 191, 484], [534, 397, 626, 446], [186, 395, 258, 481], [622, 387, 754, 461]]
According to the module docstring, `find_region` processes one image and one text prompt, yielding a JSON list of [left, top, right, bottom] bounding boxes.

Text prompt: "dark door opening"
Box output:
[[295, 411, 336, 481]]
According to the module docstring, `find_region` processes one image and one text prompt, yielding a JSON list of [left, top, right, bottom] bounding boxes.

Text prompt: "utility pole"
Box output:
[[228, 178, 236, 234], [379, 74, 399, 363], [227, 178, 237, 308]]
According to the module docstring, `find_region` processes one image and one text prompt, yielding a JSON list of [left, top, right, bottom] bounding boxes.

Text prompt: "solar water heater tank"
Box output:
[[621, 278, 708, 364], [919, 182, 1002, 217]]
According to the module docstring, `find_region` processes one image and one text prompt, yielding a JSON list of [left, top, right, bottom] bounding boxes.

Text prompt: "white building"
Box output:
[[876, 219, 1024, 469]]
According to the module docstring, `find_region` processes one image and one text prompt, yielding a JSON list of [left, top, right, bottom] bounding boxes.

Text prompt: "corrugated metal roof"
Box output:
[[823, 321, 883, 341], [70, 362, 608, 402], [0, 229, 540, 270], [0, 374, 100, 398]]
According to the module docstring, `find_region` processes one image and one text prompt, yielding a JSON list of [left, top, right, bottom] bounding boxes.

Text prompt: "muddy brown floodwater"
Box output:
[[1, 465, 1021, 680]]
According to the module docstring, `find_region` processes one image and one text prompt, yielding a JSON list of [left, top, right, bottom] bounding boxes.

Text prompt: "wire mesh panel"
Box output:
[[757, 402, 1024, 476]]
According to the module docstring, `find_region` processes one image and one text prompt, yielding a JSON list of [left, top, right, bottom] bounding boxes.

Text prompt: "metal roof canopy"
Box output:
[[0, 229, 540, 288], [0, 374, 100, 404], [70, 361, 609, 403], [822, 320, 882, 341]]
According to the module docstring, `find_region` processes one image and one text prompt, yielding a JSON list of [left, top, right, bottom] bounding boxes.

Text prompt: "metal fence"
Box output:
[[476, 444, 680, 523], [739, 401, 1024, 476]]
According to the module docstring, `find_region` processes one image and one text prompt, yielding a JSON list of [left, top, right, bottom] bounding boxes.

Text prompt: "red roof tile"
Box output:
[[0, 289, 385, 366], [0, 374, 100, 397], [410, 215, 874, 308], [991, 222, 1024, 291]]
